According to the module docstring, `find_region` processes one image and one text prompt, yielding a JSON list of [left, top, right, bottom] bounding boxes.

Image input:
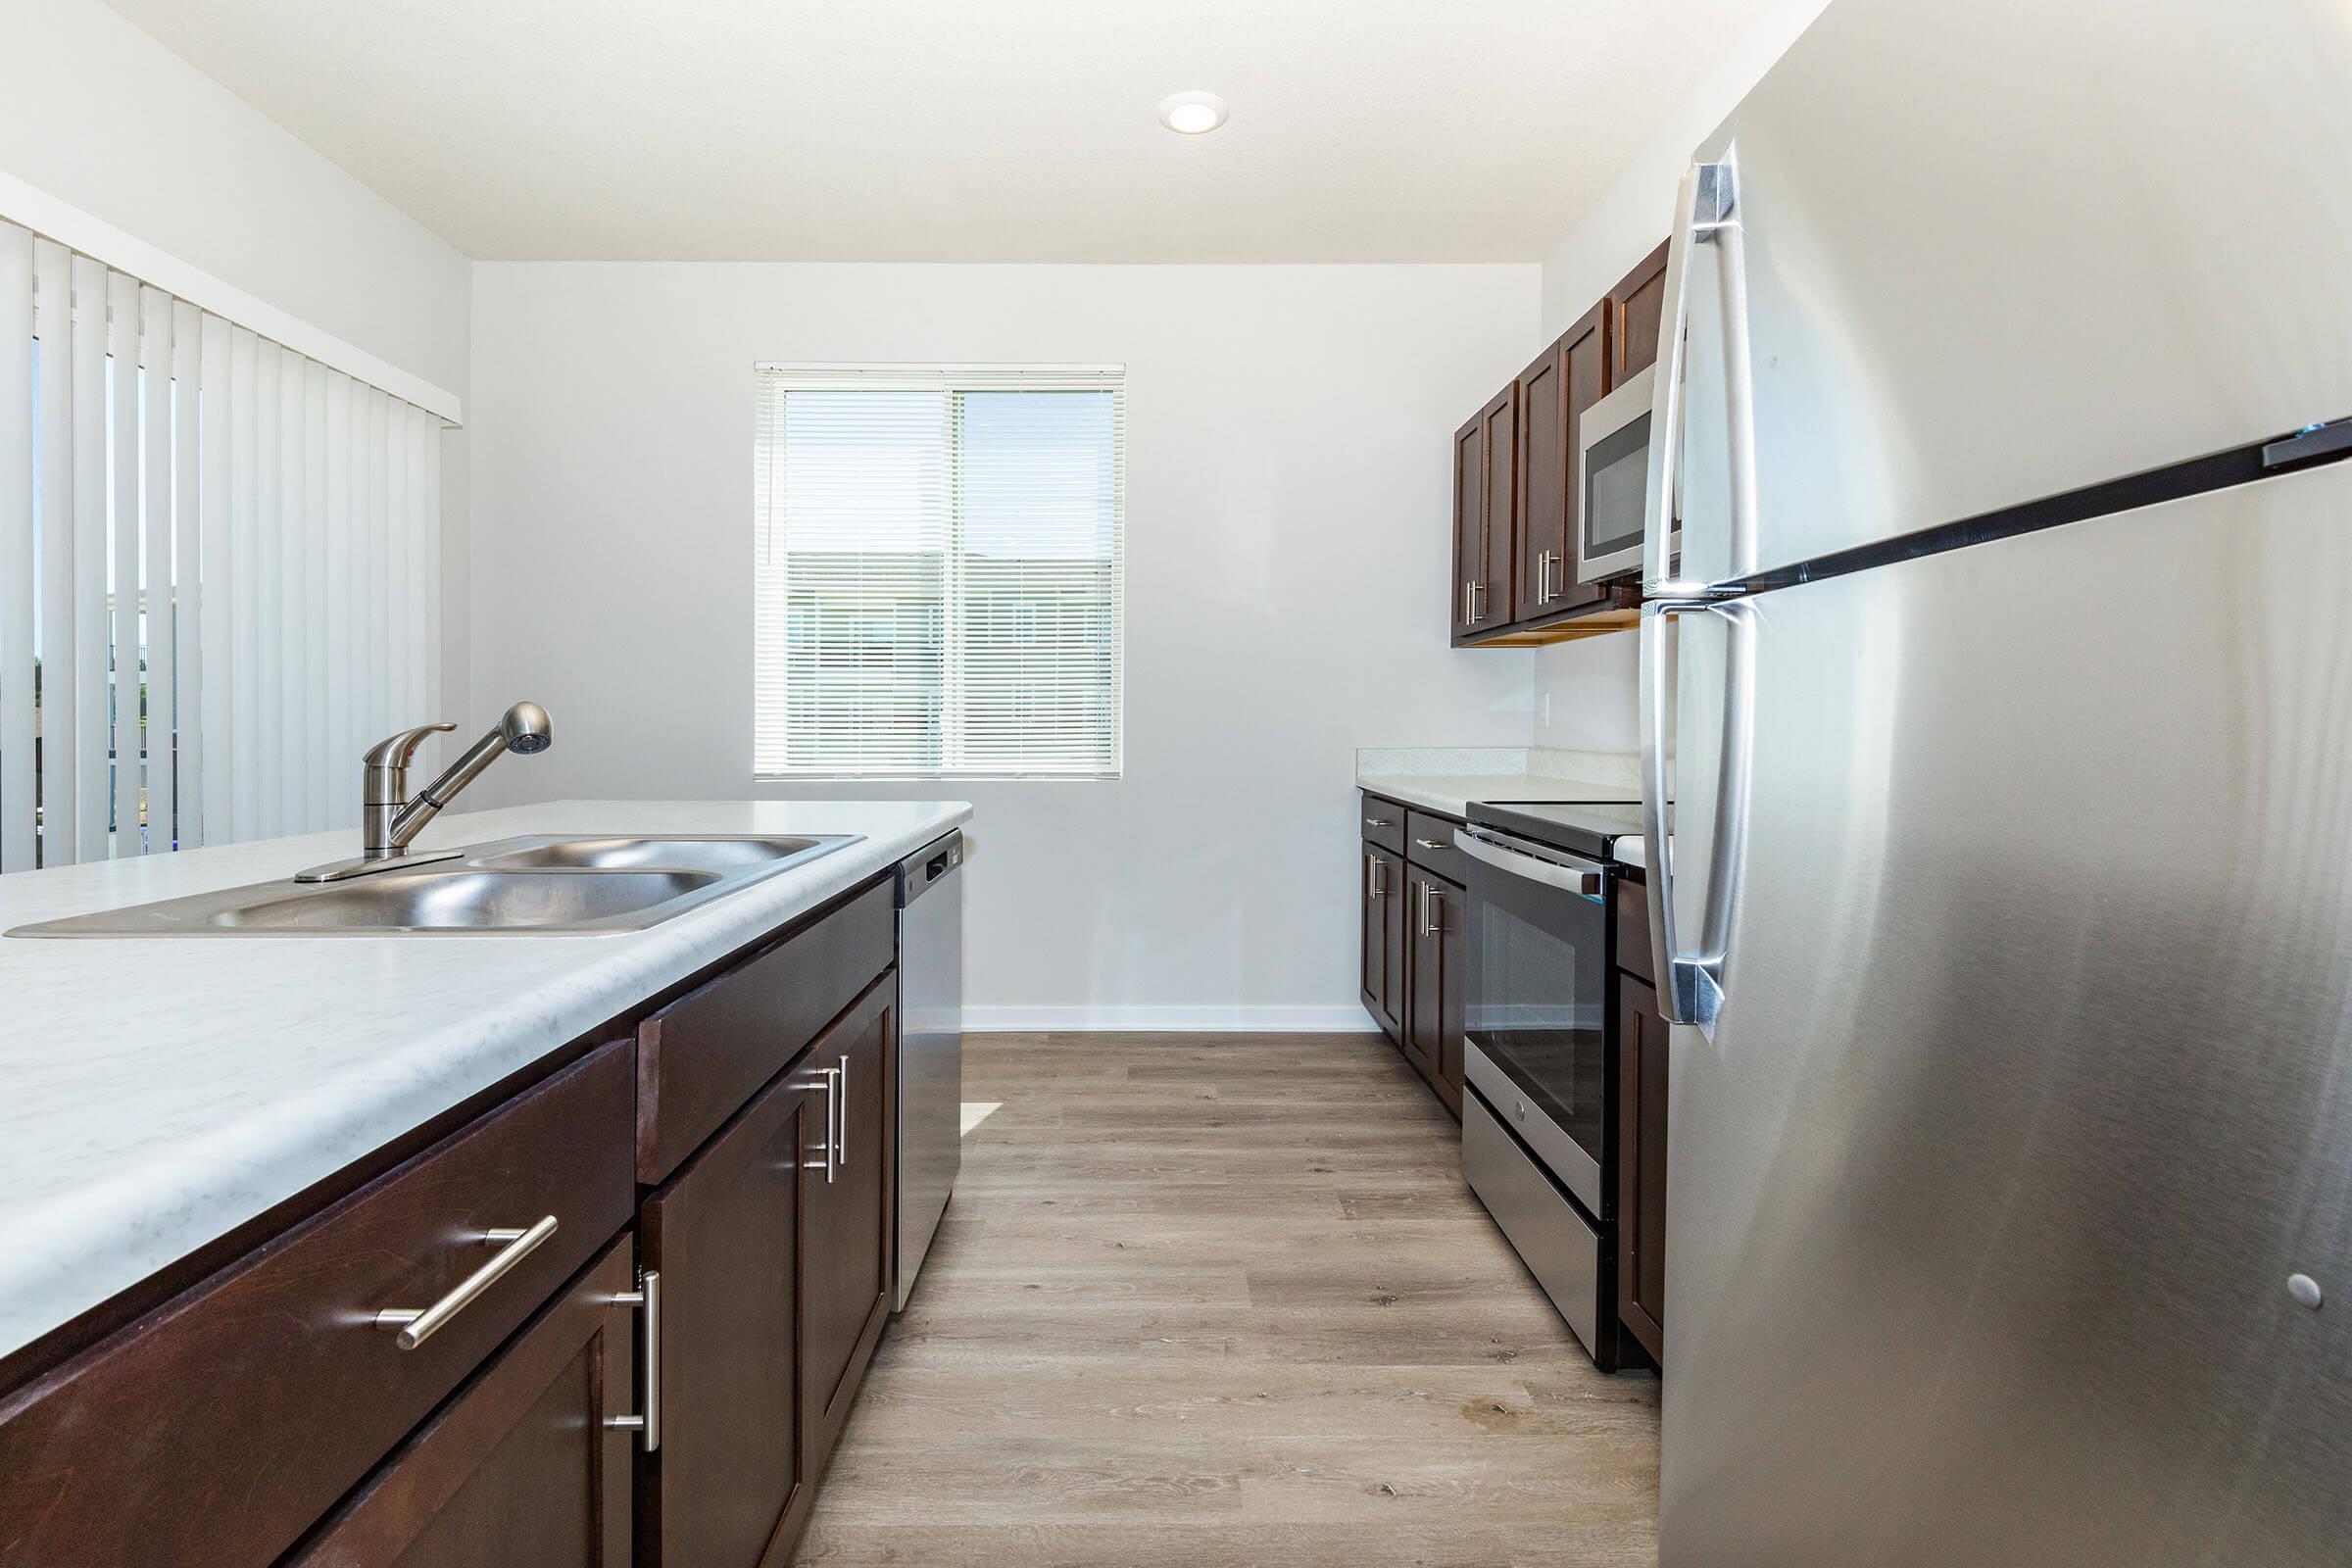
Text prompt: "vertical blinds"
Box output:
[[0, 220, 443, 869], [754, 365, 1124, 778]]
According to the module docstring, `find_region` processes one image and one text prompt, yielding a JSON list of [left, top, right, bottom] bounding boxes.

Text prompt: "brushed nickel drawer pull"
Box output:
[[1365, 816, 1394, 829], [374, 1214, 559, 1349], [605, 1268, 662, 1450], [836, 1054, 851, 1169], [1413, 836, 1446, 850]]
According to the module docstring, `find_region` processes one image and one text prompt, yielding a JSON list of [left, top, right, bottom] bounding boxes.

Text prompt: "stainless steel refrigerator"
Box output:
[[1637, 2, 2352, 1562]]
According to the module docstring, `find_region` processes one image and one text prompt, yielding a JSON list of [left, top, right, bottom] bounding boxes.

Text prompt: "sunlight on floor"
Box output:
[[959, 1101, 1002, 1136]]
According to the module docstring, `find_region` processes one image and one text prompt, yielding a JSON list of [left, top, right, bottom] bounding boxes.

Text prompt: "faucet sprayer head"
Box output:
[[500, 701, 553, 756]]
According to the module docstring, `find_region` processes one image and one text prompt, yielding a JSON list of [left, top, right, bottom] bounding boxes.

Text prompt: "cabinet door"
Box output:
[[1451, 413, 1484, 638], [1361, 845, 1404, 1042], [282, 1239, 638, 1568], [801, 973, 898, 1467], [1431, 875, 1468, 1111], [1405, 873, 1467, 1114], [1518, 310, 1611, 619], [637, 1060, 810, 1568], [1616, 972, 1669, 1362], [1477, 383, 1518, 629], [1401, 875, 1439, 1085], [1608, 239, 1672, 385]]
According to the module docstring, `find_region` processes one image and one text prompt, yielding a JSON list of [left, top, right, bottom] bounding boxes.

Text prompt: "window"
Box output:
[[754, 365, 1124, 778], [0, 221, 446, 870]]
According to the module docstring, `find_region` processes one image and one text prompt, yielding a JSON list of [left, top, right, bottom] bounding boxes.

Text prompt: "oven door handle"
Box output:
[[1453, 828, 1605, 901]]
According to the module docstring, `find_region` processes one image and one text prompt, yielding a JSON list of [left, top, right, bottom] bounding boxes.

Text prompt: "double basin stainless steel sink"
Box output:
[[8, 835, 864, 937]]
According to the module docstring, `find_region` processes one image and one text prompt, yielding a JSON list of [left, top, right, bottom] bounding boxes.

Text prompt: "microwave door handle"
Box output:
[[1451, 828, 1604, 900]]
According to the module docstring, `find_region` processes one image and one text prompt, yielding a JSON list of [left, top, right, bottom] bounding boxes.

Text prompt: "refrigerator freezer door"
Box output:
[[1663, 463, 2352, 1566], [1671, 0, 2352, 587]]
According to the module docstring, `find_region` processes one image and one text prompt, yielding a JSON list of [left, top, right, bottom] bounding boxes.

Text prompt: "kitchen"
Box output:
[[1, 1, 2347, 1565]]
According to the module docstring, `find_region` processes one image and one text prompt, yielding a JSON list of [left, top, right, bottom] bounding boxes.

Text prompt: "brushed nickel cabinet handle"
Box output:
[[374, 1215, 559, 1349], [1413, 836, 1446, 850], [605, 1268, 662, 1450], [1470, 580, 1487, 623], [836, 1054, 851, 1169], [806, 1066, 841, 1182], [1366, 852, 1388, 899], [1365, 815, 1394, 829]]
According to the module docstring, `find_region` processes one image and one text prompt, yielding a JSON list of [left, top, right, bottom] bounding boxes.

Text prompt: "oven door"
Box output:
[[1575, 363, 1669, 584], [1454, 824, 1614, 1217]]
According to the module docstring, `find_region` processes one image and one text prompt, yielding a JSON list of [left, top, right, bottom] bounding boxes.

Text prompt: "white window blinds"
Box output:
[[0, 220, 445, 868], [754, 365, 1124, 779]]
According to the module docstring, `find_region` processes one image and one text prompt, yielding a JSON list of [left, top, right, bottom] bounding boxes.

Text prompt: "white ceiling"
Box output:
[[104, 0, 1755, 263]]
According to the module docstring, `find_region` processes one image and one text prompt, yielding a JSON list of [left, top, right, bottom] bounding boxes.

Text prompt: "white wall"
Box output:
[[0, 0, 477, 727], [0, 0, 470, 395], [467, 263, 1539, 1028], [1530, 0, 1830, 754]]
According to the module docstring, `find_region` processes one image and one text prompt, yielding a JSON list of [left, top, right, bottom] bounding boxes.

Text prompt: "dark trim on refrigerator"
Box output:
[[1711, 418, 2352, 598]]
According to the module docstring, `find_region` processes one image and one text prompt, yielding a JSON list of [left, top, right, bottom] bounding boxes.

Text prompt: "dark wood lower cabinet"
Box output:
[[0, 873, 914, 1568], [283, 1238, 639, 1568], [800, 972, 897, 1467], [637, 1058, 810, 1568], [1361, 842, 1405, 1042], [1405, 870, 1467, 1113], [1616, 972, 1669, 1362]]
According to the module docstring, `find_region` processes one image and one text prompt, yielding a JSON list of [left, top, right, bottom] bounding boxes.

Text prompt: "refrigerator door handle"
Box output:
[[1642, 166, 1702, 596], [1645, 155, 1756, 593], [1641, 596, 1754, 1036]]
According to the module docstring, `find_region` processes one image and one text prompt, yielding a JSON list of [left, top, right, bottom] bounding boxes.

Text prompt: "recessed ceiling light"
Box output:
[[1157, 90, 1230, 135]]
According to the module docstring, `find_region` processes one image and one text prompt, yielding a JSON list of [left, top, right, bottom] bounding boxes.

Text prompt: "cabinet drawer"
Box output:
[[637, 876, 895, 1185], [1615, 874, 1654, 984], [0, 1040, 635, 1568], [282, 1237, 638, 1568], [1403, 809, 1471, 882], [1358, 793, 1406, 854]]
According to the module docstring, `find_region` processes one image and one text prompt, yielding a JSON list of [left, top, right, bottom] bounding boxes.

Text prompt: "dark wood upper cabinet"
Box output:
[[1608, 239, 1672, 386], [800, 974, 897, 1468], [1444, 234, 1666, 645], [636, 1059, 810, 1568], [1514, 339, 1567, 624], [1406, 871, 1468, 1115], [1478, 383, 1518, 629], [1451, 414, 1484, 639], [1516, 305, 1611, 622], [282, 1238, 639, 1568], [1616, 971, 1669, 1363]]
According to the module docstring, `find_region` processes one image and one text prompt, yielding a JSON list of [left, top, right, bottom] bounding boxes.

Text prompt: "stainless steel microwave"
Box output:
[[1574, 363, 1676, 583]]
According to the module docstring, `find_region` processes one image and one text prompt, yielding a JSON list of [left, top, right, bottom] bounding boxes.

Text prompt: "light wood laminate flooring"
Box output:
[[793, 1031, 1660, 1567]]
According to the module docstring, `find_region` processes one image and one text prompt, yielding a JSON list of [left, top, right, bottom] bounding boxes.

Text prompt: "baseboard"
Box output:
[[962, 1004, 1384, 1033]]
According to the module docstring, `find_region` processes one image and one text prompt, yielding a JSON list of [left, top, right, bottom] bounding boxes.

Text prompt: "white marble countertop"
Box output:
[[1356, 772, 1638, 819], [0, 798, 969, 1361], [1354, 745, 1642, 820]]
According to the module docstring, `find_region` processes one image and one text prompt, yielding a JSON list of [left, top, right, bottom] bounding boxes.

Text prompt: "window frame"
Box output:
[[752, 362, 1126, 782]]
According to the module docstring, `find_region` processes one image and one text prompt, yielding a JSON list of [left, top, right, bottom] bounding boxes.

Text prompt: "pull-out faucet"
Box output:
[[296, 702, 553, 883]]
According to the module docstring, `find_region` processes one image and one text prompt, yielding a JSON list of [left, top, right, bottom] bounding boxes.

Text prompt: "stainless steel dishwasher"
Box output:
[[893, 830, 963, 1310]]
